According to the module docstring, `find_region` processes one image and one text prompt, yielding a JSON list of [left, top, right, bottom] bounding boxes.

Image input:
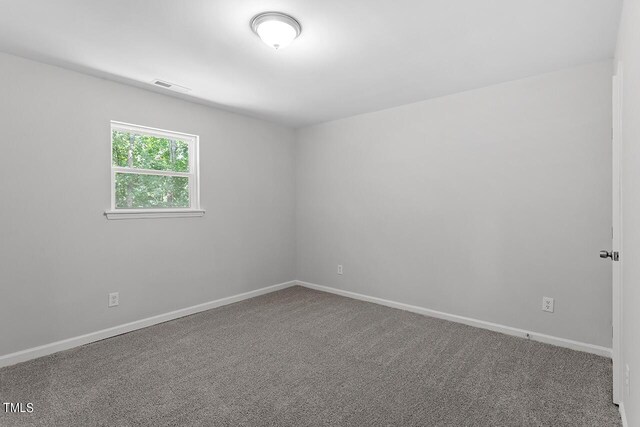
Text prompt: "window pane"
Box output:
[[112, 130, 189, 172], [115, 173, 190, 209]]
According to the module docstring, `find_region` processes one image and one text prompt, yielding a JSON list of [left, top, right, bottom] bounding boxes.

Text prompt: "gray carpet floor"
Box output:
[[0, 286, 621, 426]]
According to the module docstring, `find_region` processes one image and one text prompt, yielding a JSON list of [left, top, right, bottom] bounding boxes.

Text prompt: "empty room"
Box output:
[[1, 1, 639, 426]]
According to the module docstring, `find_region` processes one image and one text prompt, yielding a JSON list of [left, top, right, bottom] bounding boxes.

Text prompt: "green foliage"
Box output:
[[115, 174, 189, 209], [112, 130, 191, 209], [112, 131, 189, 172]]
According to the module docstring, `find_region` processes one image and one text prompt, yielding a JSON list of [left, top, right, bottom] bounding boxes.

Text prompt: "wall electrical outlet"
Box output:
[[337, 264, 343, 275], [625, 364, 631, 396], [108, 292, 119, 307], [542, 297, 554, 313]]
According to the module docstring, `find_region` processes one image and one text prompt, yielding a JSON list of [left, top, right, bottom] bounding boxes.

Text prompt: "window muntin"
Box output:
[[110, 122, 199, 211]]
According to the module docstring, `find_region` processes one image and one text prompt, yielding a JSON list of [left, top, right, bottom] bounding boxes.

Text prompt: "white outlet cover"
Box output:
[[625, 364, 630, 396], [108, 292, 119, 307], [337, 265, 343, 275], [542, 297, 554, 313]]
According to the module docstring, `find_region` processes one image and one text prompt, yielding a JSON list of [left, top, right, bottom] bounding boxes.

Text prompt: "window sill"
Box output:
[[104, 209, 205, 220]]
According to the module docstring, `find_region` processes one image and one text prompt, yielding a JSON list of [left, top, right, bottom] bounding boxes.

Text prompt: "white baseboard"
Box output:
[[0, 279, 613, 369], [0, 280, 296, 368], [297, 280, 612, 358], [619, 402, 628, 427]]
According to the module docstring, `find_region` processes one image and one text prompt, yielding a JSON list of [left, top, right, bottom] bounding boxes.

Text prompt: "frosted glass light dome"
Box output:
[[251, 12, 301, 50]]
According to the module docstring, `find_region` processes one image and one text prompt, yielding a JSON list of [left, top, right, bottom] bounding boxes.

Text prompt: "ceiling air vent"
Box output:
[[151, 79, 191, 94], [154, 80, 171, 88]]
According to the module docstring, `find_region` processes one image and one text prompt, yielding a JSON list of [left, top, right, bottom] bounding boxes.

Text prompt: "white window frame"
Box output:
[[105, 121, 204, 220]]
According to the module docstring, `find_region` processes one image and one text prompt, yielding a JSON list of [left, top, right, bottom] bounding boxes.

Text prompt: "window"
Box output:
[[106, 121, 203, 219]]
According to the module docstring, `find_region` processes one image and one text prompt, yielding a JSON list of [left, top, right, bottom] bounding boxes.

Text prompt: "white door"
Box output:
[[611, 63, 623, 404]]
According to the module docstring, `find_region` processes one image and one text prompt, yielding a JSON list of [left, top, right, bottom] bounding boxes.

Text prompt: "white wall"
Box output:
[[0, 51, 615, 362], [296, 61, 613, 348], [0, 52, 296, 357], [616, 0, 640, 424]]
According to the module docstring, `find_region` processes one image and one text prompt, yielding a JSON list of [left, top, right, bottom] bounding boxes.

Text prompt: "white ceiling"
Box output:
[[0, 1, 622, 127]]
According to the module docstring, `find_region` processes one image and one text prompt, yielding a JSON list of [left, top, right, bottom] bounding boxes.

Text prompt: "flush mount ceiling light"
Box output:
[[250, 12, 301, 50]]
